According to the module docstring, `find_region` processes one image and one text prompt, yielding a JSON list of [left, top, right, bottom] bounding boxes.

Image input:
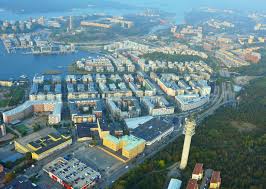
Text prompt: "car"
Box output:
[[125, 166, 129, 169]]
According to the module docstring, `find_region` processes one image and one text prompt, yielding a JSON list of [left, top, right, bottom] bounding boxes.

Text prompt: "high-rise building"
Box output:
[[180, 118, 196, 170], [0, 123, 6, 137], [69, 16, 73, 31]]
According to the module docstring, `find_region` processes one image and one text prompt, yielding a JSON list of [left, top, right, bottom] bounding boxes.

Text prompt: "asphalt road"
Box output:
[[98, 82, 234, 188], [19, 82, 234, 189]]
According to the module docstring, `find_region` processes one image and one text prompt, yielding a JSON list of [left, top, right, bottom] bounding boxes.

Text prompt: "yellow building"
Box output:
[[97, 119, 110, 139], [80, 21, 111, 29], [103, 135, 121, 151], [15, 128, 72, 160], [103, 134, 145, 159], [0, 80, 13, 87]]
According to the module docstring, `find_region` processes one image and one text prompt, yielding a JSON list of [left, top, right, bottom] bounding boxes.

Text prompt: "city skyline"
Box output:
[[0, 1, 265, 189]]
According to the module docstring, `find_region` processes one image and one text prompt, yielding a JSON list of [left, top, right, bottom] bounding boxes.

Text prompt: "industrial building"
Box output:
[[129, 117, 176, 146], [103, 134, 145, 159], [2, 100, 62, 125], [14, 128, 72, 160], [43, 157, 101, 189]]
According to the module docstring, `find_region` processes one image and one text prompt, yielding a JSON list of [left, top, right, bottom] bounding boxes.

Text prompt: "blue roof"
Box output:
[[167, 179, 182, 189]]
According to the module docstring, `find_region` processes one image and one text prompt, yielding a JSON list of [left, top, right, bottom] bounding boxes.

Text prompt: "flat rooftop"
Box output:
[[131, 118, 175, 142], [76, 123, 96, 139], [43, 157, 101, 189], [167, 178, 182, 189], [125, 116, 153, 129], [16, 127, 57, 145], [16, 127, 71, 155]]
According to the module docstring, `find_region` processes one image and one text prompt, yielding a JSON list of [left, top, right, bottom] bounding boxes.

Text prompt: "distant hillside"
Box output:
[[0, 0, 130, 13]]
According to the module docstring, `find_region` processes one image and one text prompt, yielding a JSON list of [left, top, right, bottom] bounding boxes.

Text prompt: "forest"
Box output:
[[111, 77, 266, 189]]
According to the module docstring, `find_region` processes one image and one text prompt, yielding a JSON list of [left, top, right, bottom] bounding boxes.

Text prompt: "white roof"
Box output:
[[125, 116, 153, 129]]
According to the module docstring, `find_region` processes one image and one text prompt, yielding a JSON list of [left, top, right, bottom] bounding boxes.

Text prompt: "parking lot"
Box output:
[[73, 145, 122, 173]]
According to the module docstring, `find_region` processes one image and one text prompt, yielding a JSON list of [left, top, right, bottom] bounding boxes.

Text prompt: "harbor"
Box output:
[[0, 42, 94, 80]]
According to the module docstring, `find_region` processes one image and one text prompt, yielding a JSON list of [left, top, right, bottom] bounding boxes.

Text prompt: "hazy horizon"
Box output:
[[1, 0, 266, 13], [113, 0, 266, 12]]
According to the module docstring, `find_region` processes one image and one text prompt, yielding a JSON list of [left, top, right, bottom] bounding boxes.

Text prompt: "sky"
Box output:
[[113, 0, 266, 12]]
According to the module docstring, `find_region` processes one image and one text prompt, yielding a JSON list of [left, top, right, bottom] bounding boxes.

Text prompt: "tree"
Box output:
[[4, 172, 15, 183]]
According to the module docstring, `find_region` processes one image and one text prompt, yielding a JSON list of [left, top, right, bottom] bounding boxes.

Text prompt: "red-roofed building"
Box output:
[[192, 163, 203, 181], [186, 179, 198, 189], [244, 52, 261, 64], [209, 171, 221, 189]]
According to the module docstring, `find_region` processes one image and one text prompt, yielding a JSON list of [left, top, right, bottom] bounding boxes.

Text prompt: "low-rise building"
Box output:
[[43, 157, 101, 189], [186, 179, 198, 189], [14, 128, 72, 160], [209, 171, 221, 189], [76, 118, 109, 142], [103, 134, 145, 159], [0, 80, 13, 87], [167, 179, 182, 189], [192, 163, 204, 181], [128, 117, 177, 146]]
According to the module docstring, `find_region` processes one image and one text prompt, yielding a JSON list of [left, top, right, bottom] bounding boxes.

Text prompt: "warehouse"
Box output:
[[43, 157, 101, 189], [130, 117, 176, 146]]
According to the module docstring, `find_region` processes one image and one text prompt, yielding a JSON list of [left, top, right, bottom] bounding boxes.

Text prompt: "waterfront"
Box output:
[[0, 43, 94, 79]]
